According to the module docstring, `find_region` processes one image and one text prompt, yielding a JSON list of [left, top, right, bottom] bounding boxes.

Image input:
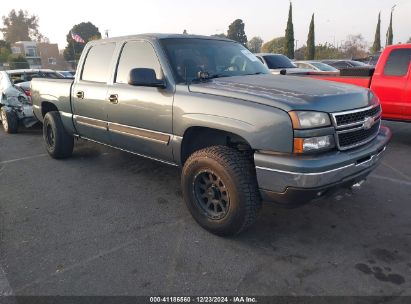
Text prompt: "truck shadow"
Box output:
[[69, 138, 408, 248], [17, 123, 43, 135], [66, 127, 410, 267], [63, 138, 410, 290]]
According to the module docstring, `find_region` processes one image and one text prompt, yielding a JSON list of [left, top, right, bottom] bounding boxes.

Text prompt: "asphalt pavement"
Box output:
[[0, 121, 410, 296]]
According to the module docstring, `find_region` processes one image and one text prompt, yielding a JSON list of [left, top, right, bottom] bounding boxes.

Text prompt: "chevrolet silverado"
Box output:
[[31, 34, 391, 235]]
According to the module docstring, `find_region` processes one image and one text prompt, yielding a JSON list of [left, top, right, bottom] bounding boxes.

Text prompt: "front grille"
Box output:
[[335, 105, 381, 126], [332, 105, 381, 150], [337, 121, 380, 149]]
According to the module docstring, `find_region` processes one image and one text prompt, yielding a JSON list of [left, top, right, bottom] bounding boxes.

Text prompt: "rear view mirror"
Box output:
[[128, 68, 166, 88]]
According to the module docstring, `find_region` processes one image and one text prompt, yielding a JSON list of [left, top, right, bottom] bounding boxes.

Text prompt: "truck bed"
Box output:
[[308, 75, 372, 88], [307, 67, 375, 88], [31, 78, 73, 123]]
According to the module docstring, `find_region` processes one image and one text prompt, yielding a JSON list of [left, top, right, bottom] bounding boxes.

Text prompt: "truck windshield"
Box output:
[[160, 38, 269, 83]]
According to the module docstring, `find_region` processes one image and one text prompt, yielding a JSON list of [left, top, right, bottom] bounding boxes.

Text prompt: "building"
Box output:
[[11, 41, 41, 69], [37, 43, 67, 69], [11, 41, 68, 70]]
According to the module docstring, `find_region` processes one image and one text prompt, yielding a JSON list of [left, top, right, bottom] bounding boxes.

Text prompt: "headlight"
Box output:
[[294, 135, 335, 153], [289, 111, 331, 129]]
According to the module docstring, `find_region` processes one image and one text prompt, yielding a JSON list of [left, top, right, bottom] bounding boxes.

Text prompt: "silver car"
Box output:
[[0, 71, 36, 133], [294, 60, 340, 74]]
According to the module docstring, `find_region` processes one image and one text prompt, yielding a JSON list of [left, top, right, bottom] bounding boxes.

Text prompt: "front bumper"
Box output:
[[255, 126, 392, 206]]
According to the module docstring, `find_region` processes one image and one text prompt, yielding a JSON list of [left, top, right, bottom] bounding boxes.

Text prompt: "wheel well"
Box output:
[[41, 102, 58, 117], [181, 127, 253, 165]]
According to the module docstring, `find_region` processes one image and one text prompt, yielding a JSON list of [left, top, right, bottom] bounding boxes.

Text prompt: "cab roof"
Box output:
[[89, 33, 233, 44]]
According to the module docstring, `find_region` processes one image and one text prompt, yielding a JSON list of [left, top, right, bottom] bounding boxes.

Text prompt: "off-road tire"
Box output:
[[43, 111, 74, 159], [182, 146, 261, 236], [0, 107, 18, 134]]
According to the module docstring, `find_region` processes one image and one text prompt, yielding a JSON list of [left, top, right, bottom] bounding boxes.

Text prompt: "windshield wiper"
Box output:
[[208, 73, 230, 79], [189, 71, 229, 84], [243, 72, 265, 76]]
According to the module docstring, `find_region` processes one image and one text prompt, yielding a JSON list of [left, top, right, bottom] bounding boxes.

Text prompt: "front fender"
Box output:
[[173, 88, 293, 153]]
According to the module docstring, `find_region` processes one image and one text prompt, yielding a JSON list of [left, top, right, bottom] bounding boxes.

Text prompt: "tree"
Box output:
[[247, 36, 263, 53], [371, 12, 381, 54], [341, 34, 368, 59], [314, 43, 345, 60], [261, 37, 286, 54], [227, 19, 247, 47], [8, 55, 29, 69], [386, 10, 393, 46], [0, 40, 11, 64], [212, 33, 227, 38], [294, 46, 306, 60], [305, 14, 315, 60], [1, 9, 44, 43], [297, 44, 344, 60], [63, 22, 101, 62], [284, 2, 295, 59]]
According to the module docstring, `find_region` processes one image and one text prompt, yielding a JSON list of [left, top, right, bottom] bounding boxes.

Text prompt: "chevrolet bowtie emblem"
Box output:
[[363, 116, 374, 130]]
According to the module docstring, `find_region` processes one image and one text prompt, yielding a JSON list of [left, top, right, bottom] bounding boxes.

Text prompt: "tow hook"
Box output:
[[351, 179, 366, 191]]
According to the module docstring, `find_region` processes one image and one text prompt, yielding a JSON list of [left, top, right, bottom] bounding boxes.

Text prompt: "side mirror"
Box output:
[[128, 68, 166, 88], [279, 69, 287, 75]]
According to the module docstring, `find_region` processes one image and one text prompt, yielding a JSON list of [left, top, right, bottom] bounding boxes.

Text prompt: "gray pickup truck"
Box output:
[[31, 34, 391, 236]]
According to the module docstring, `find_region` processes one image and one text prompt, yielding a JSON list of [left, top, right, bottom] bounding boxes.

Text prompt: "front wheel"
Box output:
[[182, 146, 261, 236], [1, 107, 18, 134], [43, 111, 74, 159]]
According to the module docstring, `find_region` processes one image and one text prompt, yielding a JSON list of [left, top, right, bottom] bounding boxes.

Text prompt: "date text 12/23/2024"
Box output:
[[149, 296, 257, 303]]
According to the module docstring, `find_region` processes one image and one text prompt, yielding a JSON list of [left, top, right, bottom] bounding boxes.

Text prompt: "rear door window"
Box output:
[[384, 48, 411, 77], [81, 43, 116, 82]]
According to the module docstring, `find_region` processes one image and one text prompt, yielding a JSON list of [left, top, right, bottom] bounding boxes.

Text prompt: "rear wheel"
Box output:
[[0, 107, 18, 134], [182, 146, 261, 236], [43, 111, 74, 159]]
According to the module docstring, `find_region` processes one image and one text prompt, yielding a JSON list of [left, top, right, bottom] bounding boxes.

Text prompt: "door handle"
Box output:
[[108, 94, 118, 104], [76, 91, 84, 99]]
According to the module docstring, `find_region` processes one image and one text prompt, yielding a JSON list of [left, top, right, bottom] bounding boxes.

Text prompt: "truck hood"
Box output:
[[188, 74, 373, 113]]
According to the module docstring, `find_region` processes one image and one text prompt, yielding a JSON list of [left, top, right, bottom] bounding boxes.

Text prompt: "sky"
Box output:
[[0, 0, 410, 50]]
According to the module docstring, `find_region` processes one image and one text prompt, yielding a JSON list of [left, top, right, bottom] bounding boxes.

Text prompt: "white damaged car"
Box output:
[[0, 71, 37, 134]]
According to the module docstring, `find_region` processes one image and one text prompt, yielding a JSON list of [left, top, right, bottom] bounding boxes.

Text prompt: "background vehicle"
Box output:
[[294, 61, 339, 74], [321, 59, 369, 70], [309, 44, 411, 122], [7, 69, 64, 84], [31, 34, 390, 236], [56, 70, 75, 79], [7, 69, 66, 106], [255, 53, 312, 74], [0, 71, 36, 133], [354, 53, 381, 66]]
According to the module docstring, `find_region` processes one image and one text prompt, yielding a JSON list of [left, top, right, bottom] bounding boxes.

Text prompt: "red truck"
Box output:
[[310, 44, 411, 122]]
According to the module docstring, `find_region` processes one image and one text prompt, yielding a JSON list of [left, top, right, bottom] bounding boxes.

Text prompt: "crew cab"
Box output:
[[31, 34, 391, 236], [310, 44, 411, 122]]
